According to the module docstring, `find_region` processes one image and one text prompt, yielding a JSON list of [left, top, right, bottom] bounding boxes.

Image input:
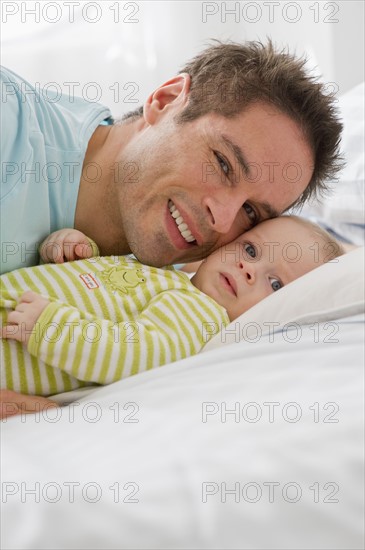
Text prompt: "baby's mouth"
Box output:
[[220, 272, 237, 296], [168, 200, 196, 244]]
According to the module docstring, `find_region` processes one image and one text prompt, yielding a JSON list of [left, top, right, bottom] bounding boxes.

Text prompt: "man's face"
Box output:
[[191, 217, 322, 321], [115, 101, 314, 267]]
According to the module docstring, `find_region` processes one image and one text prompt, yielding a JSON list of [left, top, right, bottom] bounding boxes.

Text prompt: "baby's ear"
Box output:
[[143, 73, 191, 125]]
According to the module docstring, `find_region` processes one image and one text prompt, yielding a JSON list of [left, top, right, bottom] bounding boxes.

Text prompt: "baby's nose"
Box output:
[[238, 261, 255, 284]]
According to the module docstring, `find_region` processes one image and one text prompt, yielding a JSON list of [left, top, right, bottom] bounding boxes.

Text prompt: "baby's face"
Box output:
[[191, 217, 324, 320]]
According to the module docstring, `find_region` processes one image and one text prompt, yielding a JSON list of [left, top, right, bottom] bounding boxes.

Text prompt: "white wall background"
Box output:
[[1, 0, 364, 117]]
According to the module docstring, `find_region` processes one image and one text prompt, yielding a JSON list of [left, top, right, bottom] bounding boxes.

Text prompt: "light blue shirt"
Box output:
[[0, 66, 112, 274]]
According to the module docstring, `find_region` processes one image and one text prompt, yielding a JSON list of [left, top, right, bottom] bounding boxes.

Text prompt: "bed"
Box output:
[[1, 84, 364, 550]]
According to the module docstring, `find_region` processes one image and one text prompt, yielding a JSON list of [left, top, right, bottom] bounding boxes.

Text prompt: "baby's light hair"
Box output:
[[283, 215, 346, 263]]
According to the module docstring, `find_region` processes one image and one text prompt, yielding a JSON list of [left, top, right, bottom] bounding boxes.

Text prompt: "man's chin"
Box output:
[[129, 248, 172, 268], [132, 252, 195, 268], [129, 241, 208, 268]]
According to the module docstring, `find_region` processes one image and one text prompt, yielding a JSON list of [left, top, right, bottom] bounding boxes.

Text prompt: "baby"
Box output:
[[1, 216, 344, 397]]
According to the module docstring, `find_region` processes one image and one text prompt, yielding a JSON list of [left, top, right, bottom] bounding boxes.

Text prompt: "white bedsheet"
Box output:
[[1, 314, 364, 549]]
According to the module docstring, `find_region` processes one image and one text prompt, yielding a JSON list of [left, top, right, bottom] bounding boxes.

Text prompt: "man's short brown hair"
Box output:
[[121, 40, 343, 208]]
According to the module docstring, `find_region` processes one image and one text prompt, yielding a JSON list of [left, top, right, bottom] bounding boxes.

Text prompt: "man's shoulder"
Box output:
[[0, 65, 112, 152], [0, 66, 30, 149]]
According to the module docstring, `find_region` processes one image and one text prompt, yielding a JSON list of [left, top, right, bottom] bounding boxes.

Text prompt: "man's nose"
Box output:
[[203, 192, 245, 234], [238, 261, 255, 284]]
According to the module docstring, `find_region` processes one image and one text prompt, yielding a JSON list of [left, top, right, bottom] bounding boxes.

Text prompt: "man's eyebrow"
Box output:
[[221, 134, 251, 177]]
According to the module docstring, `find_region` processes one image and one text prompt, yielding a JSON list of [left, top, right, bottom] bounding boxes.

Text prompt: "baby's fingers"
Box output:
[[39, 229, 96, 263], [19, 291, 39, 304], [61, 233, 94, 261], [5, 310, 22, 324], [1, 324, 22, 341], [40, 237, 65, 263], [74, 242, 95, 259]]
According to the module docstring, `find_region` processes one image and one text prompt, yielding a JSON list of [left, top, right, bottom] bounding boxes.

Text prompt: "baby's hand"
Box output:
[[1, 291, 50, 345], [39, 228, 97, 263]]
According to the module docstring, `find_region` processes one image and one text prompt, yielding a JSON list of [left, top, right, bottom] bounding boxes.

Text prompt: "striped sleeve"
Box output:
[[27, 289, 228, 384]]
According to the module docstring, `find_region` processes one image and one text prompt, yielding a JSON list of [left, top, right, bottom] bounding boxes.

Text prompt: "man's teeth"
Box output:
[[168, 200, 196, 243]]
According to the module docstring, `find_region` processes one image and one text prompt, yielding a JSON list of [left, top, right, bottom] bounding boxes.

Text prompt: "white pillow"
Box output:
[[204, 247, 364, 351], [299, 82, 365, 245]]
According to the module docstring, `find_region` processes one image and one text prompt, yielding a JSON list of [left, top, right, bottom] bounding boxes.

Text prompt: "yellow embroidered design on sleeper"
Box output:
[[99, 266, 146, 295]]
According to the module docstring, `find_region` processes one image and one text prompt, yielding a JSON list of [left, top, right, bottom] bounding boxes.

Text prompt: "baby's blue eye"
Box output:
[[244, 243, 256, 258], [270, 278, 282, 292]]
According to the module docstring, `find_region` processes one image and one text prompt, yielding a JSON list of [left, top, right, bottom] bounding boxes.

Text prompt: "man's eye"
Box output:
[[270, 278, 282, 292], [214, 152, 230, 176], [244, 243, 256, 258], [242, 203, 257, 225]]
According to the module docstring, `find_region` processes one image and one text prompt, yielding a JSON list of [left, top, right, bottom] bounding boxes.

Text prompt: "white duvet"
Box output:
[[1, 312, 364, 549]]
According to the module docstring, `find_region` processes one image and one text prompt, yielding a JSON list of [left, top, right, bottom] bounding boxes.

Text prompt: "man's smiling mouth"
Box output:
[[168, 200, 196, 244]]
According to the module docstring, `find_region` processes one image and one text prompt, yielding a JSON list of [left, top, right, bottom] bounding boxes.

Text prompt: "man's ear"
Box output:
[[143, 73, 191, 125]]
